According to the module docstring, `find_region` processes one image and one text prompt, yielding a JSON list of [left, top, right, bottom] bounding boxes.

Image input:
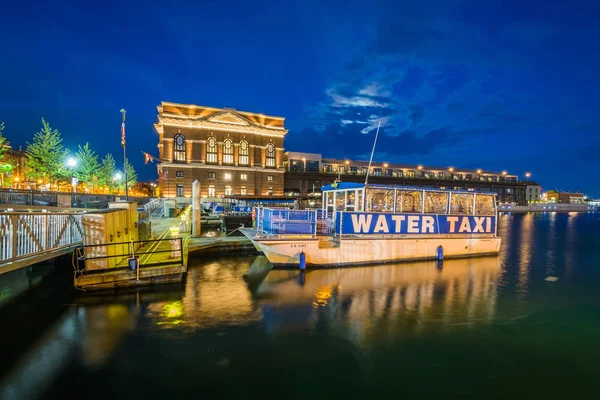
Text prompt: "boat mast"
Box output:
[[364, 121, 381, 185]]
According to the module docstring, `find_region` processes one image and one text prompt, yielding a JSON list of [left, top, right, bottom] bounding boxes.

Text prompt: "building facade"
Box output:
[[1, 148, 28, 189], [546, 190, 584, 204], [155, 102, 287, 199], [284, 152, 529, 205], [526, 184, 541, 203]]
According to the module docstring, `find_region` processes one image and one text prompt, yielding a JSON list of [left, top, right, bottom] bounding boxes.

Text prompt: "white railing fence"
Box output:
[[0, 213, 84, 265]]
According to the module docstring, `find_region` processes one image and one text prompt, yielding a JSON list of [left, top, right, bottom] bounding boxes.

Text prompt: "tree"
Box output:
[[0, 121, 8, 162], [0, 121, 15, 187], [114, 159, 138, 195], [74, 143, 100, 191], [125, 160, 138, 189], [25, 118, 69, 187], [97, 153, 116, 191]]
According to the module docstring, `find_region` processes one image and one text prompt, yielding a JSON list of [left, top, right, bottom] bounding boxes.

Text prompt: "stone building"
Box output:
[[154, 102, 287, 199]]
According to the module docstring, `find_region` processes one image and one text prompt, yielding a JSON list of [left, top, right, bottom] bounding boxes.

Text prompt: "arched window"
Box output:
[[206, 136, 217, 164], [238, 140, 249, 166], [266, 142, 275, 168], [223, 138, 233, 164], [174, 134, 186, 162]]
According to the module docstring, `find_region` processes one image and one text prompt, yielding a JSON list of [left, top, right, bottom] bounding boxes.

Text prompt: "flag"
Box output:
[[120, 109, 126, 148], [142, 151, 157, 164]]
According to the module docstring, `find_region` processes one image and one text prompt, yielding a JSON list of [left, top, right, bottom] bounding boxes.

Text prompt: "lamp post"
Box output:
[[113, 172, 122, 196], [67, 157, 77, 193]]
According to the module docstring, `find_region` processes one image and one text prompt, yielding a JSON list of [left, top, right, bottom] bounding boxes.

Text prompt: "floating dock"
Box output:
[[73, 203, 190, 291]]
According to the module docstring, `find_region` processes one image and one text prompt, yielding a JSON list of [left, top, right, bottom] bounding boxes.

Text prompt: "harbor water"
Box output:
[[1, 212, 600, 399]]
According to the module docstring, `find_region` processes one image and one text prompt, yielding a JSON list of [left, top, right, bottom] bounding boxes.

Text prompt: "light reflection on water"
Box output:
[[3, 213, 600, 399]]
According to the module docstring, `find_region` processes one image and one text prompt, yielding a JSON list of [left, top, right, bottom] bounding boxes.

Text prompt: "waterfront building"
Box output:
[[526, 184, 542, 203], [284, 151, 529, 205], [546, 190, 584, 204], [1, 147, 28, 189], [154, 102, 288, 200]]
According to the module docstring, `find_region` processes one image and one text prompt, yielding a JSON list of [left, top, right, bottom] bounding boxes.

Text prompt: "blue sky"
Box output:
[[1, 0, 599, 195]]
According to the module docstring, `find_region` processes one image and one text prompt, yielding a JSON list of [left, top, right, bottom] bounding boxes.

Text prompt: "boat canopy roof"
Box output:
[[321, 182, 497, 195], [321, 182, 365, 191]]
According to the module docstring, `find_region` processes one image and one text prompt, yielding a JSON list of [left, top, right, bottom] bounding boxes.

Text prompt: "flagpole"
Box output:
[[120, 108, 128, 201]]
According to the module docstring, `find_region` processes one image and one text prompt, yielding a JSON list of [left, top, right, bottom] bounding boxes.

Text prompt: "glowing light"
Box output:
[[502, 171, 507, 175], [345, 160, 349, 165], [417, 165, 423, 170], [383, 163, 388, 168], [114, 173, 122, 180], [477, 169, 482, 174], [449, 167, 454, 172], [14, 177, 19, 182], [224, 173, 231, 180], [525, 172, 531, 178], [67, 157, 77, 167]]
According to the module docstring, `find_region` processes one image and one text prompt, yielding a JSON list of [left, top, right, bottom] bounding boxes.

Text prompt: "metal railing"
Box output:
[[0, 212, 84, 266], [256, 207, 333, 236], [0, 189, 154, 209], [144, 197, 164, 218], [73, 237, 185, 275]]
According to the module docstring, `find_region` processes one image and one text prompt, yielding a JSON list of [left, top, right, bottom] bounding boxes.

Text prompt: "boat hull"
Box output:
[[240, 230, 501, 267]]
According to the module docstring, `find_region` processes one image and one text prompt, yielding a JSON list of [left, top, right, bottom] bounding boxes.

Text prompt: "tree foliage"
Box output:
[[125, 160, 138, 188], [0, 121, 8, 162], [25, 118, 69, 184], [74, 143, 100, 188], [97, 153, 116, 189]]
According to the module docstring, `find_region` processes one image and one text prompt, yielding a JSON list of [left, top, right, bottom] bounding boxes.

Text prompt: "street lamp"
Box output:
[[66, 157, 78, 192], [113, 172, 122, 195], [525, 172, 531, 178]]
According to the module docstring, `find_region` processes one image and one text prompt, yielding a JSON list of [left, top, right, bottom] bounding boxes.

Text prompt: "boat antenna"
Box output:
[[364, 121, 381, 186]]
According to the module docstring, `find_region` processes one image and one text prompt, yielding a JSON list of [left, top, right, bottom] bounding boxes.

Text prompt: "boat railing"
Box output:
[[255, 207, 334, 237]]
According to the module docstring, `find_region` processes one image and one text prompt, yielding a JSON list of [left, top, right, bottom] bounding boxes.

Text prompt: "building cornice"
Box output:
[[156, 118, 287, 137]]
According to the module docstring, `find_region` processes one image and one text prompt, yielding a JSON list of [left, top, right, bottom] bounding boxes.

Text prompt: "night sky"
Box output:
[[1, 0, 599, 196]]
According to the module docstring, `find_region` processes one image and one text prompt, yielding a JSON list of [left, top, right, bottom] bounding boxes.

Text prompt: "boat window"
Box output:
[[326, 192, 334, 213], [335, 191, 345, 211], [397, 190, 422, 213], [346, 190, 356, 211], [475, 194, 495, 215], [450, 193, 474, 215], [424, 192, 449, 214], [357, 190, 364, 211], [366, 189, 394, 212]]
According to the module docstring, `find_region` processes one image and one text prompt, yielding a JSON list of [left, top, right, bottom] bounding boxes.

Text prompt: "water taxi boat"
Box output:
[[240, 182, 501, 267]]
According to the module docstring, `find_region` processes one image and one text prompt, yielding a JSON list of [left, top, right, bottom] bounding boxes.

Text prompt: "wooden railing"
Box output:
[[0, 212, 84, 267]]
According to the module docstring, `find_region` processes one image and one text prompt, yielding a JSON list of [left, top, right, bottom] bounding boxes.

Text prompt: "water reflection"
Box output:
[[253, 256, 501, 339]]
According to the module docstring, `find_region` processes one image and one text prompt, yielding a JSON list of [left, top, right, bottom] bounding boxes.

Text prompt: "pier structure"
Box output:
[[72, 203, 190, 291]]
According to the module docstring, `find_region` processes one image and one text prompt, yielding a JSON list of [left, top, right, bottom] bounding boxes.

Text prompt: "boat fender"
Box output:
[[437, 245, 444, 261], [299, 251, 306, 270]]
